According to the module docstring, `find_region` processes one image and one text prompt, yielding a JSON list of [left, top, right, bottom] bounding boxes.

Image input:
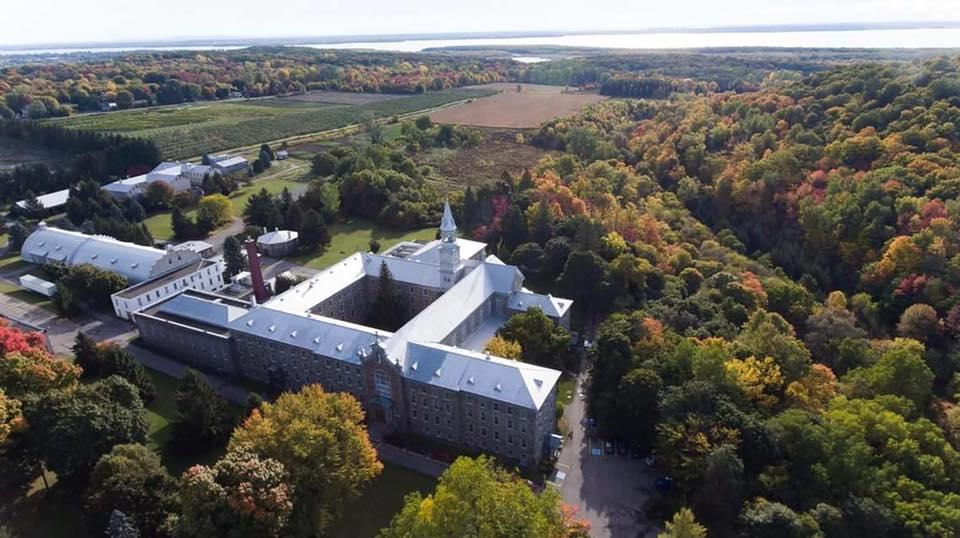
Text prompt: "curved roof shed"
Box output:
[[21, 223, 200, 283]]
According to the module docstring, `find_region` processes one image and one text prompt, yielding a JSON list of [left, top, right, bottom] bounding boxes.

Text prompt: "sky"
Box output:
[[9, 0, 960, 46]]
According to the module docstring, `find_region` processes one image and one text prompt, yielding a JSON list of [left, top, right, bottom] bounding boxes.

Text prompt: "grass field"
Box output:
[[143, 160, 310, 240], [430, 83, 606, 128], [328, 463, 436, 537], [50, 88, 495, 159], [416, 129, 553, 187], [289, 219, 437, 269]]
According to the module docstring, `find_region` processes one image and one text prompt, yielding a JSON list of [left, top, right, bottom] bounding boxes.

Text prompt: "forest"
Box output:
[[449, 54, 960, 535]]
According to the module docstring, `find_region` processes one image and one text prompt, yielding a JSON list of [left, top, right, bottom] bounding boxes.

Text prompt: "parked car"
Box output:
[[616, 439, 629, 457], [631, 445, 644, 460], [603, 439, 615, 454]]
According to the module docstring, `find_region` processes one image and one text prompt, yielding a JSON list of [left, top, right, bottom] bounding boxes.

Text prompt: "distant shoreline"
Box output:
[[2, 21, 959, 52]]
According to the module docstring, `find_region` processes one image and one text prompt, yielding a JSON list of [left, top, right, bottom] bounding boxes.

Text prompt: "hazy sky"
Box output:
[[9, 0, 960, 45]]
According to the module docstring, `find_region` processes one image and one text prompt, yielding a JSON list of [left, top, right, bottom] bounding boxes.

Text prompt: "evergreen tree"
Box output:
[[107, 509, 140, 538], [98, 345, 156, 403], [124, 198, 146, 222], [7, 221, 28, 252], [530, 199, 554, 246], [500, 206, 527, 251], [279, 187, 294, 217], [367, 261, 404, 331], [300, 209, 330, 251], [72, 331, 101, 377], [284, 202, 305, 232], [173, 369, 233, 448], [243, 188, 280, 228], [170, 207, 196, 240], [223, 235, 245, 276], [461, 187, 478, 232]]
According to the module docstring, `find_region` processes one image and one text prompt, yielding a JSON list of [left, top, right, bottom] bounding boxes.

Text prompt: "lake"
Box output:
[[308, 27, 960, 52], [3, 27, 960, 57]]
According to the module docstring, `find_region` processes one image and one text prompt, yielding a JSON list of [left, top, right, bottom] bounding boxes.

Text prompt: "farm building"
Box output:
[[209, 154, 249, 175], [102, 161, 193, 199], [134, 201, 570, 466], [257, 228, 299, 257], [20, 223, 225, 320], [14, 189, 70, 213], [172, 240, 215, 258]]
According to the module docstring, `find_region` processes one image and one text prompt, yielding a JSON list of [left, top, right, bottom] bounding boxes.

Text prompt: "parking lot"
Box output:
[[550, 377, 660, 538]]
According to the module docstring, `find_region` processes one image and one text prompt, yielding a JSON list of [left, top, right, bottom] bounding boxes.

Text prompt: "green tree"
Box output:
[[243, 188, 281, 229], [223, 235, 246, 276], [379, 456, 589, 538], [498, 308, 572, 370], [85, 444, 177, 536], [7, 222, 28, 253], [299, 209, 330, 252], [557, 251, 606, 307], [500, 205, 527, 251], [736, 311, 811, 382], [22, 376, 148, 486], [658, 508, 707, 538], [896, 303, 940, 342], [368, 261, 405, 331], [72, 331, 101, 377], [173, 369, 233, 448], [96, 344, 156, 403], [171, 207, 196, 240], [284, 203, 304, 232], [529, 199, 554, 245], [311, 153, 337, 177], [844, 338, 934, 408], [228, 385, 382, 535]]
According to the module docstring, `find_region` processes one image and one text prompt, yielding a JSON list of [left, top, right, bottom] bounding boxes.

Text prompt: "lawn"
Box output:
[[289, 219, 437, 269], [142, 161, 310, 241], [328, 463, 437, 537], [557, 375, 577, 407], [49, 88, 495, 159]]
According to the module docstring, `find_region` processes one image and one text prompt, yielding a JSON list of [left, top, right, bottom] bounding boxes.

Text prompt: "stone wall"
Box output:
[[134, 313, 236, 374]]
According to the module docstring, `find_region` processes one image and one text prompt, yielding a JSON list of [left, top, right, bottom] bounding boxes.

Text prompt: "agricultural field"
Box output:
[[429, 83, 607, 128], [416, 129, 554, 187], [278, 91, 407, 105], [48, 88, 496, 160]]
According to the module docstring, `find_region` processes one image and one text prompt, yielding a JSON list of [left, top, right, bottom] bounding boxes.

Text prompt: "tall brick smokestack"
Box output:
[[245, 239, 268, 303]]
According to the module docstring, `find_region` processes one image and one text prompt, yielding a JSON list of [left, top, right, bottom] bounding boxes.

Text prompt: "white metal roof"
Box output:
[[403, 342, 559, 409], [440, 200, 457, 233], [102, 174, 148, 194], [20, 225, 200, 283], [257, 229, 299, 245], [157, 292, 249, 329], [172, 240, 214, 254], [15, 189, 70, 210], [508, 290, 573, 318], [230, 308, 388, 365]]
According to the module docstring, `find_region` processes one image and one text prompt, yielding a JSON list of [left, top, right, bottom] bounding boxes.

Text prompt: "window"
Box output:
[[374, 370, 392, 400], [494, 431, 499, 440], [481, 427, 487, 437]]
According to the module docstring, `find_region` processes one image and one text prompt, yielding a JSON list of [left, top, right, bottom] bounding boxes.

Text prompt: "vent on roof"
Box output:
[[91, 253, 98, 259], [268, 325, 276, 333], [336, 343, 343, 352], [111, 258, 118, 264], [246, 319, 254, 326], [534, 378, 543, 388], [290, 330, 297, 338], [518, 301, 524, 307], [38, 241, 45, 247], [54, 245, 62, 250], [434, 368, 442, 377], [494, 383, 502, 392], [467, 376, 475, 384], [131, 262, 139, 269], [313, 336, 321, 344], [411, 361, 418, 371]]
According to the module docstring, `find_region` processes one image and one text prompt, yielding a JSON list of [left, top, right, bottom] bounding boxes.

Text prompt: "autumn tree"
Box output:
[[658, 507, 706, 538], [379, 456, 589, 538], [484, 335, 522, 359], [228, 384, 382, 534], [176, 445, 294, 538]]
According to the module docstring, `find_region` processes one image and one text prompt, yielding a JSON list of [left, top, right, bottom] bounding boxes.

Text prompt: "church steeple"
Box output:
[[440, 199, 457, 242], [438, 199, 460, 288]]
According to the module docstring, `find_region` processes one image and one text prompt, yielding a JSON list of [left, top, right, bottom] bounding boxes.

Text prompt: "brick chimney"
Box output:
[[245, 239, 268, 303]]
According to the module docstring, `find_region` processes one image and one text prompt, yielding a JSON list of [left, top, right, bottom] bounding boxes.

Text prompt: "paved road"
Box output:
[[552, 376, 660, 538]]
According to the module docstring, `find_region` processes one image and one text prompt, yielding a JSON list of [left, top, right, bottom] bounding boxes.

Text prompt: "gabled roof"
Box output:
[[15, 189, 70, 209], [230, 308, 387, 365], [403, 342, 560, 410], [508, 289, 573, 319]]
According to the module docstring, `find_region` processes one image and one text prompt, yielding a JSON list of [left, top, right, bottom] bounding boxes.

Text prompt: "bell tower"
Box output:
[[438, 200, 460, 288]]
